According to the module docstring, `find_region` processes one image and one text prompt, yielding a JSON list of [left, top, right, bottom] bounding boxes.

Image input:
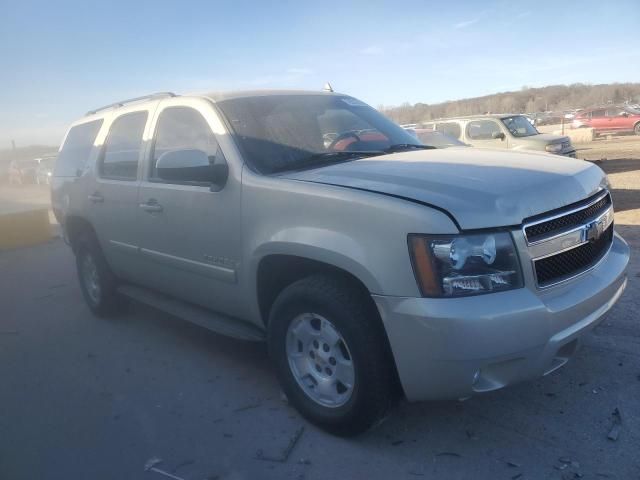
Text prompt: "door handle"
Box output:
[[139, 199, 163, 213], [88, 193, 104, 203]]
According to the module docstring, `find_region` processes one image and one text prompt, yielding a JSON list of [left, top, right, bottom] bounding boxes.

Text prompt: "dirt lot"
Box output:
[[577, 136, 640, 249], [0, 140, 639, 479]]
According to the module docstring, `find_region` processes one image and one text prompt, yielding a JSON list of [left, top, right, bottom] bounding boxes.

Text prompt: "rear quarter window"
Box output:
[[435, 122, 462, 139], [54, 120, 103, 177]]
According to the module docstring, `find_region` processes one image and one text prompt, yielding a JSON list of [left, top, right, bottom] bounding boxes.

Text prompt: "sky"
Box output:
[[1, 0, 639, 146]]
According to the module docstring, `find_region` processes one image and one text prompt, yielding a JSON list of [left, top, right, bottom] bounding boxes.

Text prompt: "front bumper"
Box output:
[[374, 233, 629, 402]]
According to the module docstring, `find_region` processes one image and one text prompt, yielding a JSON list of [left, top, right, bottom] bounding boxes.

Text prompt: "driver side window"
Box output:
[[317, 109, 388, 150], [151, 107, 218, 180]]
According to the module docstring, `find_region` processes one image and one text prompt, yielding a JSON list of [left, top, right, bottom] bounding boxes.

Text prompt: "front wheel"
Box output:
[[268, 274, 394, 436], [634, 122, 640, 135]]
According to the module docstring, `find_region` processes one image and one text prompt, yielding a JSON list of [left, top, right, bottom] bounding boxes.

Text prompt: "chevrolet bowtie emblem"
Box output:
[[585, 218, 606, 243]]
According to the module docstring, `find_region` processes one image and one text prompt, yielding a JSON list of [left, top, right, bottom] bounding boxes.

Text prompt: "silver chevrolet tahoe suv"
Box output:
[[52, 90, 629, 436]]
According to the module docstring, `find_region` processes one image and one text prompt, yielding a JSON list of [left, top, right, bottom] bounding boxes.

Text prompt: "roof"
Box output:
[[81, 89, 344, 120], [201, 89, 342, 102], [425, 113, 526, 122]]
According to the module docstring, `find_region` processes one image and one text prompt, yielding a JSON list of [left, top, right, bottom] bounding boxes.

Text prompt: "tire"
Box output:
[[268, 274, 394, 436], [75, 234, 121, 317], [634, 122, 640, 135]]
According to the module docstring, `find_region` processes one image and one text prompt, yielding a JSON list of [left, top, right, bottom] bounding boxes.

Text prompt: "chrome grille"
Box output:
[[523, 190, 614, 288], [525, 191, 611, 243], [534, 225, 613, 286]]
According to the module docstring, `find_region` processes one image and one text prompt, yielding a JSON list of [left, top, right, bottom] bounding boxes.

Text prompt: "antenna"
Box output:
[[323, 82, 334, 93]]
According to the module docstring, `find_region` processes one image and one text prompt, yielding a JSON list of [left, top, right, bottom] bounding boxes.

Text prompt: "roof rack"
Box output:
[[85, 92, 177, 116]]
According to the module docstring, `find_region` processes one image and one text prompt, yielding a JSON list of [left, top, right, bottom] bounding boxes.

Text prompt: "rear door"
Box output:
[[135, 98, 242, 314], [85, 108, 152, 282], [589, 109, 607, 131], [464, 119, 509, 149]]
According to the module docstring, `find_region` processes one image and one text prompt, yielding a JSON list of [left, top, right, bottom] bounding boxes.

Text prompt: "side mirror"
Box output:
[[156, 149, 228, 189], [492, 131, 506, 140]]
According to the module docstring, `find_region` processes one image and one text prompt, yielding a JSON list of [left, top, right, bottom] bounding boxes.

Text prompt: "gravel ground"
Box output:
[[0, 141, 639, 479], [1, 236, 638, 480]]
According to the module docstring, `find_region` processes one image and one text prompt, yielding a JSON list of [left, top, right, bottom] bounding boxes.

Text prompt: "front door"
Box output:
[[589, 109, 608, 131], [135, 99, 242, 315], [605, 107, 628, 131]]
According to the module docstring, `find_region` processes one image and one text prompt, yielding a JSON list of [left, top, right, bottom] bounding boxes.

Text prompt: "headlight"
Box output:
[[408, 232, 523, 297], [545, 143, 563, 153]]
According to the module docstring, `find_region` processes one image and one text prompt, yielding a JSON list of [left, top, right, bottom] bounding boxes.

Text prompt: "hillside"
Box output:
[[380, 83, 640, 124]]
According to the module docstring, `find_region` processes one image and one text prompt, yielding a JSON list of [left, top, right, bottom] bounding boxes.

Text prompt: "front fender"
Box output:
[[250, 227, 383, 294]]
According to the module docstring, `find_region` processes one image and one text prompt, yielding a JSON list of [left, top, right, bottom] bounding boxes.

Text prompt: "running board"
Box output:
[[117, 284, 265, 342]]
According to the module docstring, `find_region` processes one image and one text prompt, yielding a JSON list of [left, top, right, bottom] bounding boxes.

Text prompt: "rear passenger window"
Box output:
[[151, 107, 218, 180], [591, 109, 606, 118], [99, 112, 148, 180], [466, 120, 501, 140], [436, 122, 461, 139], [55, 120, 103, 177]]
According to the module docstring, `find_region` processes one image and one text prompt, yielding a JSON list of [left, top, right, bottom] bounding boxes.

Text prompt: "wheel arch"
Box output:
[[64, 215, 98, 253], [256, 253, 377, 327]]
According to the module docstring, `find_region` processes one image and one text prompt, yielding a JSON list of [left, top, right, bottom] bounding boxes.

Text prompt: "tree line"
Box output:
[[379, 83, 640, 124]]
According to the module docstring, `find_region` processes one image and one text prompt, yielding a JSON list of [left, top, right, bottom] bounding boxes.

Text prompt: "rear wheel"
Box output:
[[75, 235, 122, 316], [268, 274, 394, 436], [634, 122, 640, 135]]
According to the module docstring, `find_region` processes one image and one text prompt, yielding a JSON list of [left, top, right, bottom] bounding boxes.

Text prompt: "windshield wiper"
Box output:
[[384, 144, 437, 153], [271, 150, 384, 173]]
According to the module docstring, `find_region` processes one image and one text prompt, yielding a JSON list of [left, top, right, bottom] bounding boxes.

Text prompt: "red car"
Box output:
[[572, 106, 640, 135]]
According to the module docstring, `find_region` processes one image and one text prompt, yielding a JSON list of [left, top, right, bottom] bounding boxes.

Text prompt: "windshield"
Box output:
[[217, 94, 421, 174], [501, 115, 539, 137]]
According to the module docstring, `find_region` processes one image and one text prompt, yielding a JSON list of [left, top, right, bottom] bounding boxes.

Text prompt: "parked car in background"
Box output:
[[36, 156, 57, 185], [572, 106, 640, 135], [53, 90, 628, 435], [421, 114, 576, 157], [532, 112, 565, 126], [406, 128, 469, 148], [8, 158, 39, 184]]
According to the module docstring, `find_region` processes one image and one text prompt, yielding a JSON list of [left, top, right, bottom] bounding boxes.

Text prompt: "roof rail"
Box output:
[[85, 92, 177, 116]]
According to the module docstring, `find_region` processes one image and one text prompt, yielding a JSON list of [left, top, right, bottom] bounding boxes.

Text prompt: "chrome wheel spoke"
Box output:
[[334, 359, 355, 388], [289, 351, 310, 376], [314, 378, 337, 403], [290, 318, 316, 345], [320, 319, 341, 347]]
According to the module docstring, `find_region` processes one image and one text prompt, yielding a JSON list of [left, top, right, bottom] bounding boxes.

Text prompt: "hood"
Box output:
[[281, 148, 605, 230]]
